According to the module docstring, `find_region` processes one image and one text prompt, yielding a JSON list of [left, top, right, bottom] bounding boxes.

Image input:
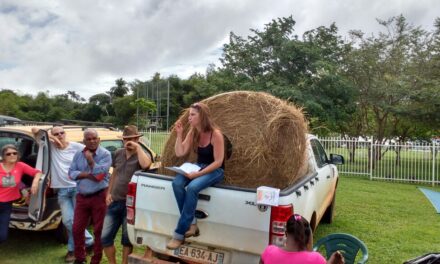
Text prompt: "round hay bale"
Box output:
[[160, 91, 308, 189]]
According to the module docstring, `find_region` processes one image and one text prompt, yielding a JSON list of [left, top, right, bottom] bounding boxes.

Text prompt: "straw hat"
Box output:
[[119, 125, 143, 139]]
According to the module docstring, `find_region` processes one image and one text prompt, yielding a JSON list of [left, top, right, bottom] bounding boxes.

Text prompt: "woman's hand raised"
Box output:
[[174, 120, 183, 137]]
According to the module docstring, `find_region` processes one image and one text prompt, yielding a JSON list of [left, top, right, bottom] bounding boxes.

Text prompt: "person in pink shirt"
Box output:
[[260, 214, 344, 264], [0, 144, 42, 243]]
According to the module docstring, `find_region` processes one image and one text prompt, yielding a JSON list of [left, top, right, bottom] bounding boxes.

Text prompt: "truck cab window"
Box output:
[[310, 139, 328, 168]]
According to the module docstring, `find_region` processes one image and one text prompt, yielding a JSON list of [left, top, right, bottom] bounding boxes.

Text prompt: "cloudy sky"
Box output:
[[1, 0, 439, 99]]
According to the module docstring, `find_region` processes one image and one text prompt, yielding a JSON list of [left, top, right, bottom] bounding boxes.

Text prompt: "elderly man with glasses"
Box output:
[[32, 126, 94, 263]]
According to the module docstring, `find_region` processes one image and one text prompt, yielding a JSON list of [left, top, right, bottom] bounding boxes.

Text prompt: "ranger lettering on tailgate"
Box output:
[[141, 183, 165, 190]]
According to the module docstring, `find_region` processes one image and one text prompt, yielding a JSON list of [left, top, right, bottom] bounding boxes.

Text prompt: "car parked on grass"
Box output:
[[0, 124, 157, 243]]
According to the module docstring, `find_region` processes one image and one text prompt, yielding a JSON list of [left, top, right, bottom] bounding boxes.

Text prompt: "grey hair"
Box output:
[[50, 126, 64, 135], [1, 144, 19, 158], [83, 128, 98, 138]]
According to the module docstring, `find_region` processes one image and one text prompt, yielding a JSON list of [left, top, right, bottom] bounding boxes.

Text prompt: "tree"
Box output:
[[131, 98, 156, 129], [80, 104, 103, 121], [112, 95, 137, 126], [0, 90, 26, 118], [167, 75, 190, 125], [89, 93, 111, 105], [89, 93, 112, 116], [66, 90, 85, 102], [109, 78, 129, 99], [181, 73, 219, 105], [300, 25, 358, 134], [219, 16, 357, 134], [344, 15, 440, 165], [346, 15, 440, 144]]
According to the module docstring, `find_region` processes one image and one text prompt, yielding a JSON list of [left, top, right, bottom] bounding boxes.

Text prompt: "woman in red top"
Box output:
[[0, 144, 42, 243]]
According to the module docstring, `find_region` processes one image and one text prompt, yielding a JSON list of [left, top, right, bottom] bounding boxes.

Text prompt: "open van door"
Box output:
[[28, 129, 51, 221]]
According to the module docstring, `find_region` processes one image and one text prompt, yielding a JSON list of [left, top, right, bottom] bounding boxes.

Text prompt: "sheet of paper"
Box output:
[[256, 186, 280, 206], [165, 162, 201, 175]]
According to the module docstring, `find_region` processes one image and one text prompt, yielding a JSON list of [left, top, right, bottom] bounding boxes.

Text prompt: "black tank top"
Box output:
[[197, 132, 224, 169]]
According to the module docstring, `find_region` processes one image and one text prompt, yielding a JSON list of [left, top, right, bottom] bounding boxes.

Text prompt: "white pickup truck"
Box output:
[[126, 135, 343, 264]]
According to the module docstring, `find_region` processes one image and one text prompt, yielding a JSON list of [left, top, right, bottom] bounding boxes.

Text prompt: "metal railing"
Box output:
[[140, 129, 170, 157], [319, 137, 439, 186], [319, 137, 371, 176]]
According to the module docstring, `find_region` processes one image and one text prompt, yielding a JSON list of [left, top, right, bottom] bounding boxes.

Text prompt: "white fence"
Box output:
[[319, 138, 439, 186], [142, 131, 440, 185], [141, 129, 170, 158]]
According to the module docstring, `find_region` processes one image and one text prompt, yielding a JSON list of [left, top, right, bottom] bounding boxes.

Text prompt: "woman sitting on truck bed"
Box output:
[[166, 102, 225, 250]]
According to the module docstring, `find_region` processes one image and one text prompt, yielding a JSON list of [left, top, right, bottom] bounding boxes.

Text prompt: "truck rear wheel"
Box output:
[[321, 192, 336, 224], [310, 212, 317, 232]]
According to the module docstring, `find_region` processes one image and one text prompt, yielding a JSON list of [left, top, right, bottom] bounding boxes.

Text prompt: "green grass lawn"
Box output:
[[1, 176, 439, 263], [0, 227, 145, 264], [141, 132, 169, 156], [314, 175, 440, 263], [325, 146, 439, 183]]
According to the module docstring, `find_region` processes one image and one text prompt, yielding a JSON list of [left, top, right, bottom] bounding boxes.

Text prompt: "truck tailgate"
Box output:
[[132, 172, 271, 255]]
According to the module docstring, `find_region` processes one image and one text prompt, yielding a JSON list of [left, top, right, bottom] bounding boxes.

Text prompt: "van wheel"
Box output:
[[54, 223, 68, 244], [321, 193, 336, 224]]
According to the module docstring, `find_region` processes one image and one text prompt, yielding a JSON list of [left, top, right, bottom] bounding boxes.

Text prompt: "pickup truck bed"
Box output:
[[127, 136, 341, 264]]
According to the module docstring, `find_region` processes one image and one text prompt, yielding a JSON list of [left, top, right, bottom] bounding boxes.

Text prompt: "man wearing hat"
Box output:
[[101, 125, 151, 264]]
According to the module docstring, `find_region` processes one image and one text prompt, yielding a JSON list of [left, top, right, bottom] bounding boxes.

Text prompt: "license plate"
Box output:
[[174, 245, 224, 264]]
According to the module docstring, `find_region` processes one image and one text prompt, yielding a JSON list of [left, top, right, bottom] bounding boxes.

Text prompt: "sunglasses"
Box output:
[[5, 152, 18, 156], [53, 131, 65, 136], [191, 103, 201, 109]]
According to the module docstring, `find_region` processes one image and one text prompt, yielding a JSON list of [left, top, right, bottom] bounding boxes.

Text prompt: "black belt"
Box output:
[[79, 188, 106, 198]]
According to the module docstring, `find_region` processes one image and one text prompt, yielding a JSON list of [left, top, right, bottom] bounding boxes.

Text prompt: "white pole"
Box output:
[[149, 128, 152, 148], [167, 80, 170, 131], [136, 84, 139, 128], [370, 137, 373, 180], [433, 143, 436, 187]]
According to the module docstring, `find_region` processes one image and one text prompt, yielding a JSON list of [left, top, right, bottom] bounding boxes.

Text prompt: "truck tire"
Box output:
[[321, 192, 336, 224], [310, 212, 317, 232], [54, 223, 68, 244]]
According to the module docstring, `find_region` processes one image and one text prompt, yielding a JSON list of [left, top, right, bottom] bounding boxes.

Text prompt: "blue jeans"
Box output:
[[101, 200, 131, 247], [0, 201, 12, 244], [57, 187, 94, 252], [172, 167, 224, 240]]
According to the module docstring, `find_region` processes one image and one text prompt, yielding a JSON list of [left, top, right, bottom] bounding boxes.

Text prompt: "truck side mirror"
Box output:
[[329, 154, 344, 165]]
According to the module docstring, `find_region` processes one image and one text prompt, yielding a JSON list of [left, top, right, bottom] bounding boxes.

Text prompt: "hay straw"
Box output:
[[160, 91, 308, 189]]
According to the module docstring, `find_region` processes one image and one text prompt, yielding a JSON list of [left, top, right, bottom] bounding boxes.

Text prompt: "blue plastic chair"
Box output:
[[313, 233, 369, 264]]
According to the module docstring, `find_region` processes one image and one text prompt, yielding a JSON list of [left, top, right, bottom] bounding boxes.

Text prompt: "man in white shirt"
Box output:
[[33, 126, 94, 263]]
